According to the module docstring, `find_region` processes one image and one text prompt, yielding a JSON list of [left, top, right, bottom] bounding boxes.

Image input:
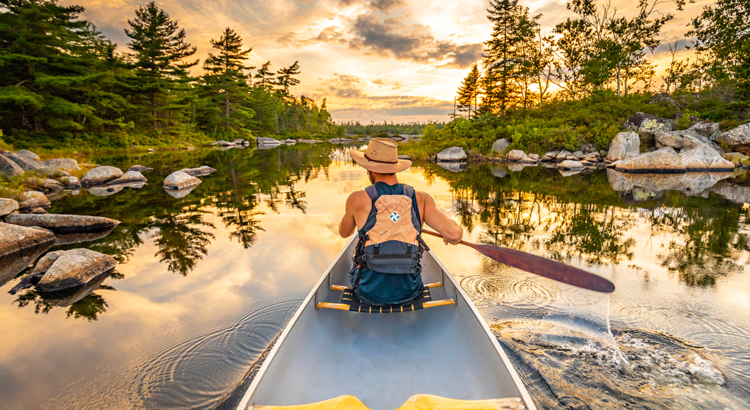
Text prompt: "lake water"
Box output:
[[1, 145, 749, 409]]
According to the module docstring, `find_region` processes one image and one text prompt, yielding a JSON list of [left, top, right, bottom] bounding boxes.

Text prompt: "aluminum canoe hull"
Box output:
[[236, 236, 537, 410]]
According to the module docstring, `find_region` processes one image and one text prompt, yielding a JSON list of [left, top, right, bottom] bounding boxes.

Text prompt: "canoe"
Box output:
[[236, 237, 537, 410]]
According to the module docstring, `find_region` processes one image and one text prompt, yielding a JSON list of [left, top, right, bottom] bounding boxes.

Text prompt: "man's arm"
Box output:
[[339, 191, 362, 238], [420, 192, 463, 244]]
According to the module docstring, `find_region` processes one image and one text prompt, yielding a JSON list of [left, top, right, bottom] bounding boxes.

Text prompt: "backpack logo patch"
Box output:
[[389, 211, 401, 223]]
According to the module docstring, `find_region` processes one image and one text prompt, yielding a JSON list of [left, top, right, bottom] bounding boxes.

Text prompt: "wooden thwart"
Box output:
[[317, 285, 455, 313]]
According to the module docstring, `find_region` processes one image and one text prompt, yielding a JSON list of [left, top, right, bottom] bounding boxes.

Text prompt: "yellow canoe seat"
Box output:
[[249, 395, 370, 410], [395, 394, 528, 410]]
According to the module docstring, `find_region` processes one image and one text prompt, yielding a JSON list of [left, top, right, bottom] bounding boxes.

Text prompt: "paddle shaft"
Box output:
[[421, 229, 615, 293]]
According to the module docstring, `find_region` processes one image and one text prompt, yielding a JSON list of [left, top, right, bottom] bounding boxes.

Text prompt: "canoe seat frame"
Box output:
[[315, 268, 457, 311]]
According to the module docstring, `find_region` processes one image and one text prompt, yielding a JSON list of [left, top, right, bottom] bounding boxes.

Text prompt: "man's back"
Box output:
[[340, 139, 463, 306], [339, 181, 462, 243]]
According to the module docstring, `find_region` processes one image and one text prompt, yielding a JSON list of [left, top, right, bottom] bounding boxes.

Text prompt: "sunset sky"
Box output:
[[69, 0, 714, 123]]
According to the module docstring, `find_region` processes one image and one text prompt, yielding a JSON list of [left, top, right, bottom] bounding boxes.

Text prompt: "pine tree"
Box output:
[[276, 61, 301, 98], [201, 27, 255, 136], [254, 61, 274, 88], [482, 0, 536, 114], [0, 0, 128, 140], [125, 1, 198, 131], [457, 63, 481, 118]]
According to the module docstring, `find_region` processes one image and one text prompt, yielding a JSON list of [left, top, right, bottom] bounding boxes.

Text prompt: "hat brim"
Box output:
[[349, 149, 412, 173]]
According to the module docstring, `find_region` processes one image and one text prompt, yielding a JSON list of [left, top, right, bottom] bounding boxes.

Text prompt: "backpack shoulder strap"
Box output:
[[403, 184, 414, 199], [365, 185, 379, 202]]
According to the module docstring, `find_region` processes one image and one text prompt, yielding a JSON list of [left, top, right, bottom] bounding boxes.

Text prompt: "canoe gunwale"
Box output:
[[235, 236, 537, 410], [428, 249, 537, 410], [235, 236, 358, 410]]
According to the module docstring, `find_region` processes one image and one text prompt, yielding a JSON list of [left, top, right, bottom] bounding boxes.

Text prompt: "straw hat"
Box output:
[[349, 138, 412, 173]]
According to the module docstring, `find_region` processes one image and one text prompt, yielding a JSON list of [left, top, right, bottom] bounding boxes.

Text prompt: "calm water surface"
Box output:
[[1, 145, 750, 409]]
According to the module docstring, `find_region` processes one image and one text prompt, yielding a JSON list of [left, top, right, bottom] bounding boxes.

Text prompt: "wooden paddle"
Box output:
[[421, 229, 616, 293]]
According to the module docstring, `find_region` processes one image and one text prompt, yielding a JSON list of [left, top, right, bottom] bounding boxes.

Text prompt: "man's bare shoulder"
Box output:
[[415, 190, 435, 203], [346, 189, 371, 208]]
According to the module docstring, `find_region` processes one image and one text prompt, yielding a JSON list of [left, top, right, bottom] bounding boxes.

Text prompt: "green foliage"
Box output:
[[0, 0, 334, 150], [402, 92, 684, 158]]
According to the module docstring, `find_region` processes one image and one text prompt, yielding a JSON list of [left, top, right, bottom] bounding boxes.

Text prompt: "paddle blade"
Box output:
[[468, 242, 615, 293]]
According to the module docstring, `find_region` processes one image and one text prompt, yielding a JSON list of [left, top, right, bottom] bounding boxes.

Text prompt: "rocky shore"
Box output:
[[0, 148, 219, 302], [432, 113, 748, 176]]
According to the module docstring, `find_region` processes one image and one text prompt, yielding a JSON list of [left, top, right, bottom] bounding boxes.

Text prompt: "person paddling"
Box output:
[[339, 139, 463, 306]]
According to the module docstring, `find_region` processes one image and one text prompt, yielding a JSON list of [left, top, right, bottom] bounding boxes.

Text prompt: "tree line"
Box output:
[[457, 0, 750, 117], [340, 120, 446, 136], [0, 0, 336, 148]]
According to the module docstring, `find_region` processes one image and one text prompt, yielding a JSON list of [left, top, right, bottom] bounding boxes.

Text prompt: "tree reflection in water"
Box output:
[[424, 164, 636, 266], [10, 145, 334, 319], [647, 195, 750, 286], [420, 163, 749, 285], [14, 285, 114, 321]]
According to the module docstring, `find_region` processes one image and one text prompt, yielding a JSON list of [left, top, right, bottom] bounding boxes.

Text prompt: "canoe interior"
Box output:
[[239, 238, 536, 410]]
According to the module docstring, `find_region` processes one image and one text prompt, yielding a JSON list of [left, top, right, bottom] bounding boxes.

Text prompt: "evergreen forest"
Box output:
[[0, 0, 337, 150]]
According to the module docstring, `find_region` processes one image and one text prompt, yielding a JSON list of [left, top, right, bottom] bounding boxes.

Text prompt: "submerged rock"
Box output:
[[436, 147, 467, 162], [178, 166, 216, 177], [106, 171, 147, 185], [0, 222, 56, 258], [164, 171, 201, 190], [607, 132, 640, 161], [0, 198, 19, 217], [18, 191, 50, 210], [81, 166, 123, 186], [0, 154, 24, 178], [36, 248, 117, 293], [5, 213, 120, 234]]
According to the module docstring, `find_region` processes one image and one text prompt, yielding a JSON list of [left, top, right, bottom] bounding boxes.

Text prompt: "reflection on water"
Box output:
[[1, 147, 749, 409]]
